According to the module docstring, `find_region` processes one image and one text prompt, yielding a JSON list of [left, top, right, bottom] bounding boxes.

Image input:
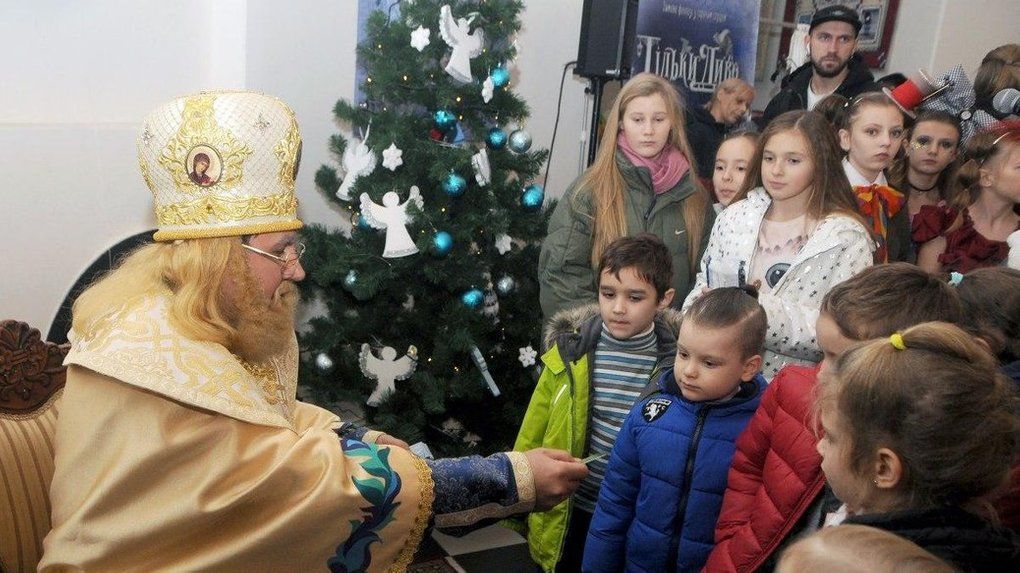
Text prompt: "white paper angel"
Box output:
[[359, 186, 424, 258], [338, 126, 378, 201], [438, 5, 484, 83], [359, 343, 418, 406]]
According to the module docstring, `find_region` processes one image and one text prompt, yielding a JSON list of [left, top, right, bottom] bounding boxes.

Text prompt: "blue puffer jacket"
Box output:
[[583, 368, 766, 573]]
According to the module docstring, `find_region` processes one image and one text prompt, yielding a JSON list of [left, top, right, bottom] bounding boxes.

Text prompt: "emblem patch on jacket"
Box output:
[[642, 397, 672, 422]]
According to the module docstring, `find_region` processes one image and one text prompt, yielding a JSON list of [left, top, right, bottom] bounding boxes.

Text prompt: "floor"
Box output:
[[409, 524, 538, 573]]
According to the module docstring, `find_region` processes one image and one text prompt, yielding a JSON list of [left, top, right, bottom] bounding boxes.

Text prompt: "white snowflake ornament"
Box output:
[[410, 26, 431, 51], [518, 345, 537, 367], [382, 142, 403, 171], [494, 233, 512, 255]]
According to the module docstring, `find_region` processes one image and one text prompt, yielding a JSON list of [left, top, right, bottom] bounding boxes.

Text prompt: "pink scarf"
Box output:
[[617, 133, 690, 195]]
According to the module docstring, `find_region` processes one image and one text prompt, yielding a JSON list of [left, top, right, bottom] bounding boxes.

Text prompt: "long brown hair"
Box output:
[[575, 72, 710, 271], [733, 110, 859, 222], [820, 322, 1019, 509], [887, 111, 962, 202], [974, 43, 1020, 110], [949, 121, 1020, 211], [820, 262, 963, 341]]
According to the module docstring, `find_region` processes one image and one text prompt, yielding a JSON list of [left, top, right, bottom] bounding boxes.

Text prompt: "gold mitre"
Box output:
[[137, 90, 304, 241]]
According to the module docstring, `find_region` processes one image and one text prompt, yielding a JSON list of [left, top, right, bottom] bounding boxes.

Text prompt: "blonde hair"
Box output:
[[706, 77, 755, 110], [819, 321, 1019, 509], [777, 525, 955, 573], [72, 238, 244, 348], [575, 72, 710, 271]]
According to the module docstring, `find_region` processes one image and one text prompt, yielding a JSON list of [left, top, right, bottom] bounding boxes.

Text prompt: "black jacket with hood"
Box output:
[[760, 54, 880, 127]]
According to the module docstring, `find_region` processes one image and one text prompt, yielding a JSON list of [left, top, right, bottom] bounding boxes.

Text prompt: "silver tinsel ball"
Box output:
[[508, 129, 532, 153], [315, 353, 334, 372], [496, 275, 516, 295]]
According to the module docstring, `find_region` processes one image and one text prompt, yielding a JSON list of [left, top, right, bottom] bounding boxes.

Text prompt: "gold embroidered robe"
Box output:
[[40, 296, 432, 572]]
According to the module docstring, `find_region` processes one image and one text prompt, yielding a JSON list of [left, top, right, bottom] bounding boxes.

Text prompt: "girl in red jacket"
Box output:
[[704, 263, 962, 572], [814, 322, 1020, 571]]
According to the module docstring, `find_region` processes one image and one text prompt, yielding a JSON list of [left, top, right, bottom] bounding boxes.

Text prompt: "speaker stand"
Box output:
[[586, 76, 606, 167]]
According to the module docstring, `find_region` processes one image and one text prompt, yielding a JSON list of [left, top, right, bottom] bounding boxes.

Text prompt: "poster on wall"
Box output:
[[782, 0, 901, 69], [355, 0, 400, 103], [632, 0, 761, 107]]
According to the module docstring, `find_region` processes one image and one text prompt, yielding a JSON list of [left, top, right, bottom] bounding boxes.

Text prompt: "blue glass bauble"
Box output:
[[442, 172, 468, 197], [487, 127, 508, 150], [344, 270, 358, 289], [461, 288, 484, 308], [490, 66, 510, 88], [520, 184, 545, 211], [496, 275, 516, 295], [433, 109, 457, 133], [508, 129, 532, 153], [432, 231, 453, 256]]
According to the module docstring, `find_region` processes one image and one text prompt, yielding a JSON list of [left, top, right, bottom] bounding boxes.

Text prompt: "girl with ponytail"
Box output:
[[817, 321, 1020, 571]]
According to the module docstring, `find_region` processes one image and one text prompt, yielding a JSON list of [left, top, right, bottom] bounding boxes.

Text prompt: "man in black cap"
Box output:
[[760, 4, 881, 127]]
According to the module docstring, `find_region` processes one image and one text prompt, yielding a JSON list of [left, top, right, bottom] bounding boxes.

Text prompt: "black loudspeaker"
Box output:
[[575, 0, 639, 79]]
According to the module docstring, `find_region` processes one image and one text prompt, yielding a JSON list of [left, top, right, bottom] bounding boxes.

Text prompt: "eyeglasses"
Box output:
[[241, 242, 306, 272]]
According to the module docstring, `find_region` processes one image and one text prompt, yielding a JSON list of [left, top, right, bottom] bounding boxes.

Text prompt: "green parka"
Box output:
[[511, 304, 681, 572], [538, 153, 715, 319]]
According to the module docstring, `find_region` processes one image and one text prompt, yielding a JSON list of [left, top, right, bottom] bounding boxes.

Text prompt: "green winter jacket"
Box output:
[[511, 304, 682, 572], [538, 152, 715, 318]]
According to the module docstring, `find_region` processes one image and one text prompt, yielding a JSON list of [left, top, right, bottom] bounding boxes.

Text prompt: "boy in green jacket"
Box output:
[[513, 234, 681, 572]]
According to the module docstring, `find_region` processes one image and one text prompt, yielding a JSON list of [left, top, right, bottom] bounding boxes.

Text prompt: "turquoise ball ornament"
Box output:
[[442, 172, 468, 197], [433, 109, 457, 133], [487, 127, 508, 150], [343, 270, 358, 290], [461, 288, 484, 308], [432, 231, 453, 256], [490, 66, 510, 88], [520, 184, 545, 211], [508, 129, 532, 153], [351, 211, 373, 231]]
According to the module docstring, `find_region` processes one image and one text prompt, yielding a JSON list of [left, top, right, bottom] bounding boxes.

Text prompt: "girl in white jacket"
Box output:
[[684, 110, 874, 378]]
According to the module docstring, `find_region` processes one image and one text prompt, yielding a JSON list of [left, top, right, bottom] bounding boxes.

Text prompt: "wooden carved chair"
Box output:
[[0, 320, 68, 573]]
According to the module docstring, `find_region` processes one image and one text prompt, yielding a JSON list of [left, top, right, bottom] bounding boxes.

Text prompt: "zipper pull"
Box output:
[[644, 195, 657, 220]]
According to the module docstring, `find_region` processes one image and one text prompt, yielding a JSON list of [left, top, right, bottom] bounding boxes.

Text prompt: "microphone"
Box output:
[[993, 88, 1020, 116]]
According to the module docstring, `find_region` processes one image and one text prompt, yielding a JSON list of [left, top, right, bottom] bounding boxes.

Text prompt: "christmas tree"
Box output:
[[300, 0, 550, 456]]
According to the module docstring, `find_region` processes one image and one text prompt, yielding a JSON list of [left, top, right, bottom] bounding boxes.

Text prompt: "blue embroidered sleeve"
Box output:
[[426, 452, 534, 531], [334, 422, 368, 441]]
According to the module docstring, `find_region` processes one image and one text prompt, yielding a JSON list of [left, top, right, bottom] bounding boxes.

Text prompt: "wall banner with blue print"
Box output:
[[632, 0, 760, 107]]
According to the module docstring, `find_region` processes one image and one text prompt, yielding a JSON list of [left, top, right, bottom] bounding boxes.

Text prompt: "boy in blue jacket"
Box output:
[[583, 286, 768, 573]]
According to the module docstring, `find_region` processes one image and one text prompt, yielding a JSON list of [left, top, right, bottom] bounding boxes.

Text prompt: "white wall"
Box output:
[[2, 0, 1017, 334], [0, 0, 591, 333]]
